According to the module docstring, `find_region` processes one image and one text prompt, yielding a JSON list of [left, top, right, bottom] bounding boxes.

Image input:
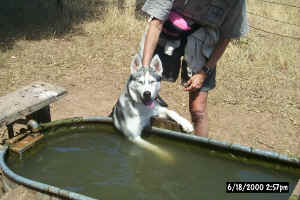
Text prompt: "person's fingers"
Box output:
[[184, 81, 203, 92], [185, 82, 199, 92], [184, 84, 194, 91], [194, 83, 201, 89], [184, 74, 205, 91], [184, 79, 192, 88]]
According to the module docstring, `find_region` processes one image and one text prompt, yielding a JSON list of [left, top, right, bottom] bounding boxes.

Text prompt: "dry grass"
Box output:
[[0, 0, 299, 156], [0, 1, 145, 93], [216, 0, 300, 126]]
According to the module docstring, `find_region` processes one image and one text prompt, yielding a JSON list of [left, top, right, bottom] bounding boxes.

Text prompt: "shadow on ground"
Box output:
[[0, 0, 110, 52]]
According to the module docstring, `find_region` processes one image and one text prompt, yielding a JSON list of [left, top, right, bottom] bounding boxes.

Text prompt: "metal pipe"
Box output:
[[149, 126, 300, 167], [27, 119, 40, 133], [43, 116, 299, 166], [38, 116, 300, 167]]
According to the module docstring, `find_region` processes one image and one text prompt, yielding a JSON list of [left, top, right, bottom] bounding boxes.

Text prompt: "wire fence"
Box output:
[[247, 11, 300, 27], [246, 0, 300, 40], [130, 0, 300, 40], [249, 25, 300, 40], [252, 0, 300, 9], [246, 9, 300, 40]]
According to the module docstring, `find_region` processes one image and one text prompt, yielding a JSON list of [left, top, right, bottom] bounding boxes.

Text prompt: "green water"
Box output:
[[7, 130, 299, 200]]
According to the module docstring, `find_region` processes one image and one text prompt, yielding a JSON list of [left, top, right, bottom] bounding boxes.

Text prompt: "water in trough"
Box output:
[[7, 129, 299, 200]]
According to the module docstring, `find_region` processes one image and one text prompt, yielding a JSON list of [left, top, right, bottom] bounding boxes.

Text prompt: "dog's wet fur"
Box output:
[[112, 54, 194, 160]]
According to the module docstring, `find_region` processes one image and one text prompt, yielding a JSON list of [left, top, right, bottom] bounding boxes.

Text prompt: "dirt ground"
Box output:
[[48, 48, 300, 158], [0, 1, 299, 160], [1, 29, 299, 160], [0, 2, 299, 200]]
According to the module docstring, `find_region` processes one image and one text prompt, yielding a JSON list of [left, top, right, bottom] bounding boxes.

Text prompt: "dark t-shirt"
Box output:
[[142, 0, 249, 38]]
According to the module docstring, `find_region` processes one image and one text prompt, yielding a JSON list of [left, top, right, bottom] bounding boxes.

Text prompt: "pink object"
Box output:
[[168, 11, 191, 31], [146, 101, 155, 108], [144, 99, 155, 108]]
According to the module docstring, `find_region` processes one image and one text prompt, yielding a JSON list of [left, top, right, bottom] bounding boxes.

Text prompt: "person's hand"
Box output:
[[184, 72, 207, 92]]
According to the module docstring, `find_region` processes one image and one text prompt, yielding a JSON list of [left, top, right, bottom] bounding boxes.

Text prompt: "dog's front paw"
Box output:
[[180, 120, 194, 133]]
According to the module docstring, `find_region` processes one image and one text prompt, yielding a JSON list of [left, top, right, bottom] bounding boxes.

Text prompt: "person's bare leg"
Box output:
[[189, 90, 208, 137]]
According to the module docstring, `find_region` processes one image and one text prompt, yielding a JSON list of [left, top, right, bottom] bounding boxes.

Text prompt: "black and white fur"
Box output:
[[112, 54, 194, 159]]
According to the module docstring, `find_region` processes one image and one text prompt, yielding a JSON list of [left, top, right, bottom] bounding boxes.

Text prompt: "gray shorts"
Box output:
[[154, 37, 216, 92]]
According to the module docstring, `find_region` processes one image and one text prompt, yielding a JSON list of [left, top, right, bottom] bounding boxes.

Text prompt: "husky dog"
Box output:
[[112, 54, 194, 159]]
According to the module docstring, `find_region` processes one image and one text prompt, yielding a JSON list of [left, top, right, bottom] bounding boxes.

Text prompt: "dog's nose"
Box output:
[[143, 91, 151, 99]]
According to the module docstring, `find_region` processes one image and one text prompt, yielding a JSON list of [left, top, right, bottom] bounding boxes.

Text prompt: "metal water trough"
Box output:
[[0, 116, 299, 200]]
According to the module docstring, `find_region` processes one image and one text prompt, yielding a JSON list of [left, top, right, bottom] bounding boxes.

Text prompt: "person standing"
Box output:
[[138, 0, 249, 137]]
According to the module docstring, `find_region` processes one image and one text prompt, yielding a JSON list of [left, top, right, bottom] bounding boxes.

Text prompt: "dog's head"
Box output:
[[128, 54, 163, 108]]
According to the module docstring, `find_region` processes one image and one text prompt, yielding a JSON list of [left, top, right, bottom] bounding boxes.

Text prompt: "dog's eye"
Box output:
[[137, 81, 144, 84], [149, 80, 156, 84]]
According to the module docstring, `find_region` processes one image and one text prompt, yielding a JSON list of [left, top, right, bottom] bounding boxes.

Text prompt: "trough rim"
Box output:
[[0, 116, 299, 200], [39, 116, 300, 167]]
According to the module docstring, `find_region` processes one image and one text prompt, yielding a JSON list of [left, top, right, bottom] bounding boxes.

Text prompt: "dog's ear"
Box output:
[[150, 55, 163, 76], [130, 54, 142, 74]]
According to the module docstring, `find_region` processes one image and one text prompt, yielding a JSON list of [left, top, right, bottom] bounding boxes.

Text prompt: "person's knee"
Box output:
[[190, 108, 206, 123], [189, 90, 208, 123]]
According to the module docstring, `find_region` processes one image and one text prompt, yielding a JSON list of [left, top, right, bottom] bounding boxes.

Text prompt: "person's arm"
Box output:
[[184, 36, 231, 92], [142, 18, 164, 67], [206, 36, 231, 68]]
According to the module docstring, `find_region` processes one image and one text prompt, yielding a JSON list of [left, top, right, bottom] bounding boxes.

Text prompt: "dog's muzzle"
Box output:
[[143, 91, 154, 108]]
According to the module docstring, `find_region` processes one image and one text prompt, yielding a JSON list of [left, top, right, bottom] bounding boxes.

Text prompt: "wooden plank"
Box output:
[[0, 82, 67, 127], [5, 133, 27, 145], [9, 134, 44, 154]]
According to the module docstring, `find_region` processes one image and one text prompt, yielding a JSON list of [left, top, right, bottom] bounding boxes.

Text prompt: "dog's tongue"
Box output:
[[144, 99, 155, 108]]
